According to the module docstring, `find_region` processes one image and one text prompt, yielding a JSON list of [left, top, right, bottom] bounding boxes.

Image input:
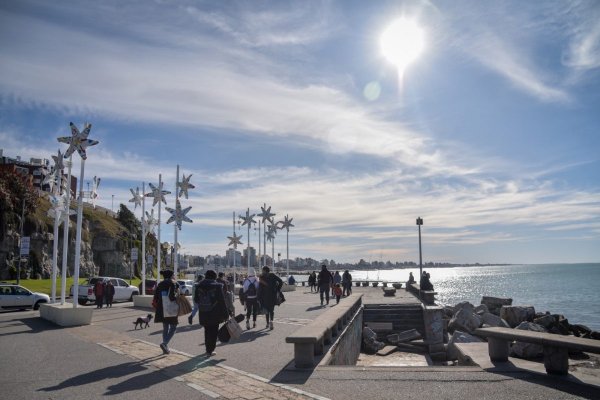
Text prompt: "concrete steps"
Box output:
[[363, 304, 424, 336]]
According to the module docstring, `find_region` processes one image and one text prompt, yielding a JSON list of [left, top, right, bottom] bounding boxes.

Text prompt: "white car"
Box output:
[[0, 283, 50, 310], [70, 277, 140, 305], [177, 280, 195, 296]]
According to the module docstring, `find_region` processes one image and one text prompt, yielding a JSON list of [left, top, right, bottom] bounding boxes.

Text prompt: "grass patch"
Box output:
[[4, 277, 142, 296]]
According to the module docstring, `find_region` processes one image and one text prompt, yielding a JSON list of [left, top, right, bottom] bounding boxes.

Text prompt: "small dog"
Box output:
[[133, 314, 153, 330]]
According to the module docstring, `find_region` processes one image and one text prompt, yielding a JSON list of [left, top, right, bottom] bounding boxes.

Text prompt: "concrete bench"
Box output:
[[475, 327, 600, 375], [407, 283, 437, 305], [286, 294, 363, 368]]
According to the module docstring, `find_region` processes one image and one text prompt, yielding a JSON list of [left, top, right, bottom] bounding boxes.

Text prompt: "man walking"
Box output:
[[258, 266, 283, 330], [196, 270, 229, 356], [318, 265, 332, 306]]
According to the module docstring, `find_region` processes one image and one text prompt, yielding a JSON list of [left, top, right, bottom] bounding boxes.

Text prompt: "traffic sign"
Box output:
[[20, 237, 30, 256], [131, 247, 138, 261]]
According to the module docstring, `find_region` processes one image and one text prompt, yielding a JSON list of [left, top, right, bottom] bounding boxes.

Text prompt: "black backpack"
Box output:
[[195, 286, 217, 312], [245, 279, 257, 297]]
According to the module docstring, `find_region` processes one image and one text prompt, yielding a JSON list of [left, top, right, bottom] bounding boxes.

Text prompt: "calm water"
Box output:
[[323, 264, 600, 331]]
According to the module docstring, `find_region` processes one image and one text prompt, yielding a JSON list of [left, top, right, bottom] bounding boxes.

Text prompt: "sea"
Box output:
[[298, 263, 600, 331]]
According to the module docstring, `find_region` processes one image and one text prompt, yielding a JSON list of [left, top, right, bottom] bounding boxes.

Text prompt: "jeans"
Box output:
[[319, 286, 329, 304], [246, 298, 259, 321], [190, 302, 199, 320], [162, 323, 177, 345]]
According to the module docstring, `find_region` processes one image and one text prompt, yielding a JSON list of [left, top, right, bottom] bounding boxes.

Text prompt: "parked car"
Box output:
[[177, 280, 195, 296], [138, 279, 158, 295], [70, 277, 139, 305], [0, 283, 50, 310]]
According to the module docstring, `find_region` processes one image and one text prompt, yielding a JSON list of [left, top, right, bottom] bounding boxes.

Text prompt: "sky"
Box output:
[[1, 0, 599, 265]]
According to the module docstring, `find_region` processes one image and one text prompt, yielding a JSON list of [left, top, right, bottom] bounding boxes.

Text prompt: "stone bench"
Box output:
[[407, 283, 437, 305], [475, 327, 600, 375], [286, 293, 363, 368]]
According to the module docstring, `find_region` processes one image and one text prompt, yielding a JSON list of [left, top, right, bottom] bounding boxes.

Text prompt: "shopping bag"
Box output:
[[218, 323, 231, 343], [225, 317, 243, 340], [176, 295, 192, 316], [275, 290, 285, 306], [162, 289, 179, 317]]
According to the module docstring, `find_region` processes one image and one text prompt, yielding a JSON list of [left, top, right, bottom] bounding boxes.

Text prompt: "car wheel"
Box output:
[[34, 300, 46, 310], [78, 299, 88, 306], [129, 292, 139, 302]]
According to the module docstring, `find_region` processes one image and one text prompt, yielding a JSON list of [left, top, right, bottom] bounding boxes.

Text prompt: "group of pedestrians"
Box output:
[[93, 279, 115, 308], [310, 265, 353, 306], [240, 266, 283, 331]]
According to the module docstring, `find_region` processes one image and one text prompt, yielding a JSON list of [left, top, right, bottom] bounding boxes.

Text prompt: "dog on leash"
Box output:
[[133, 314, 153, 329]]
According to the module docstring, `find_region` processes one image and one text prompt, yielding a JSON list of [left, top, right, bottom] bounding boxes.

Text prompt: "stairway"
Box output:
[[363, 304, 425, 337]]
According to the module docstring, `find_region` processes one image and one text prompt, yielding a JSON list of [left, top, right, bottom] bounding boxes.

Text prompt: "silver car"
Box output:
[[0, 283, 50, 310], [177, 280, 195, 296]]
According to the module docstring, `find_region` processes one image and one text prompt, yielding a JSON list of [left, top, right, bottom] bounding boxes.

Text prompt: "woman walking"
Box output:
[[258, 266, 283, 330], [196, 270, 229, 356], [153, 270, 179, 355]]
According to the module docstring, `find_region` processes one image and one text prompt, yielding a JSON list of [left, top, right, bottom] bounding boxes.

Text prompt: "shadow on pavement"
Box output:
[[0, 315, 60, 337]]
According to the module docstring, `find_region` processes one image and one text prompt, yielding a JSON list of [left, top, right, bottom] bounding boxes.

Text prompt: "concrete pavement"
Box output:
[[1, 286, 600, 399]]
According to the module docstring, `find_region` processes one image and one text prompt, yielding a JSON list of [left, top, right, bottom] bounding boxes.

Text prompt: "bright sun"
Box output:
[[380, 18, 425, 71]]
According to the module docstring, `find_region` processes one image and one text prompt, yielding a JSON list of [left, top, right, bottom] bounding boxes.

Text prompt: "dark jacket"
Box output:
[[258, 272, 283, 310], [153, 278, 179, 325], [318, 268, 332, 288], [105, 282, 115, 300], [342, 271, 352, 284], [197, 279, 229, 327]]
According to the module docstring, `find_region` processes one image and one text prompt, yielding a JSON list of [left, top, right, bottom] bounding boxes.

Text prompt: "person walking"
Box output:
[[242, 269, 260, 330], [308, 271, 317, 293], [318, 265, 332, 306], [105, 280, 115, 307], [258, 266, 283, 330], [196, 270, 229, 357], [217, 272, 235, 317], [332, 271, 341, 296], [188, 274, 204, 325], [153, 269, 179, 355], [342, 270, 352, 296], [94, 279, 105, 309]]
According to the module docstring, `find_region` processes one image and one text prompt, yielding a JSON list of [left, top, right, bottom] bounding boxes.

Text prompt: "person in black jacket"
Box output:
[[258, 266, 283, 330], [318, 265, 332, 306], [153, 270, 179, 355], [197, 269, 229, 356]]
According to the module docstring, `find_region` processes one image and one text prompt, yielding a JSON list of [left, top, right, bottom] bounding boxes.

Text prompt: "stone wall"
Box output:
[[322, 308, 364, 366]]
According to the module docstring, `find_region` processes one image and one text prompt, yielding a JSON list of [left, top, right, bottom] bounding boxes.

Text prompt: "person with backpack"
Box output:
[[196, 269, 229, 356], [153, 269, 180, 355], [258, 266, 283, 330], [242, 269, 260, 330], [188, 274, 204, 325]]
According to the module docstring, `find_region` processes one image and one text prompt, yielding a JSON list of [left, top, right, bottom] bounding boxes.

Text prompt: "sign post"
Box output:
[[130, 248, 138, 284]]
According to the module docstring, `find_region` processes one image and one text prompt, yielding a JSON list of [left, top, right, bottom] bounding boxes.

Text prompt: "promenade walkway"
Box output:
[[1, 286, 599, 399]]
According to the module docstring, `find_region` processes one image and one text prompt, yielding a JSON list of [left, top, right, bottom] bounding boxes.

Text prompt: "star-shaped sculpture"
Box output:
[[129, 187, 143, 209], [258, 204, 276, 224], [145, 182, 171, 207], [90, 176, 100, 208], [239, 211, 256, 227], [227, 233, 243, 248], [57, 122, 99, 160], [178, 174, 195, 199], [144, 209, 157, 234], [279, 214, 294, 231], [52, 149, 65, 170], [165, 199, 193, 230], [266, 225, 276, 242], [42, 167, 58, 194]]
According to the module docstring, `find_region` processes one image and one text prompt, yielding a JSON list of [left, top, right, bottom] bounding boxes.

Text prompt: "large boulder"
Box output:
[[448, 308, 482, 334], [510, 322, 546, 359], [500, 305, 535, 328], [481, 312, 510, 328], [474, 304, 489, 315], [453, 301, 475, 315], [533, 314, 555, 330], [481, 296, 513, 316], [446, 330, 483, 361]]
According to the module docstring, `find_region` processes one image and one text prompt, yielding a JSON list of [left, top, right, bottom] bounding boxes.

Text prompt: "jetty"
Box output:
[[2, 285, 599, 399]]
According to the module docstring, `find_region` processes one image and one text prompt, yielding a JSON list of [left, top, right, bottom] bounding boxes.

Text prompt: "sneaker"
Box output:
[[246, 320, 250, 330], [269, 321, 274, 330], [205, 351, 216, 357], [188, 315, 193, 325], [160, 343, 170, 355]]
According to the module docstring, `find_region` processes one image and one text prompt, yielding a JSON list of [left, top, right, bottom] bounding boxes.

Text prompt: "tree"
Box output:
[[116, 204, 141, 239]]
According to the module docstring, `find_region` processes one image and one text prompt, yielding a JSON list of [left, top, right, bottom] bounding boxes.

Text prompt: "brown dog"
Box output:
[[133, 314, 153, 329]]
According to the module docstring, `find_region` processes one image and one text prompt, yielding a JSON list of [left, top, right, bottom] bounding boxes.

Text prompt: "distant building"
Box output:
[[243, 246, 257, 268], [225, 248, 242, 267]]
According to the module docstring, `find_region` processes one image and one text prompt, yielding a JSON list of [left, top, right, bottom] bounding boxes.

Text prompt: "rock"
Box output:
[[481, 312, 510, 328], [533, 314, 556, 329], [363, 327, 385, 354], [510, 322, 546, 359], [481, 296, 513, 316], [387, 329, 422, 344], [500, 305, 535, 328], [453, 301, 475, 316], [447, 330, 483, 361], [443, 306, 454, 318], [570, 324, 592, 337], [556, 317, 571, 335], [474, 304, 489, 315], [448, 308, 482, 334]]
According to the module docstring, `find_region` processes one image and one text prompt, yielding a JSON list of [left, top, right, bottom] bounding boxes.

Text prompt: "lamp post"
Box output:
[[416, 217, 423, 297]]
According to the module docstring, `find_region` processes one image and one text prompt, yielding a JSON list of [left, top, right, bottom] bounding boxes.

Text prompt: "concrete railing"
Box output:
[[406, 283, 437, 305], [286, 293, 363, 368]]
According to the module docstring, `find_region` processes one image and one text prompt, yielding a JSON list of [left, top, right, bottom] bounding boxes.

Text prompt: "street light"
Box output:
[[416, 217, 423, 297]]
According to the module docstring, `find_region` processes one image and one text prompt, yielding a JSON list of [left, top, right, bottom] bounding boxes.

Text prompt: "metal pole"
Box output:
[[258, 219, 261, 268], [417, 217, 423, 299], [51, 211, 60, 303], [157, 174, 162, 278], [60, 156, 72, 304], [286, 228, 290, 277], [141, 182, 146, 294], [72, 158, 86, 308], [17, 198, 25, 285], [246, 208, 250, 271], [174, 165, 179, 277]]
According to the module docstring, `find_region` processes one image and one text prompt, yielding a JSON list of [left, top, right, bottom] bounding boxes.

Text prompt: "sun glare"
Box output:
[[380, 18, 425, 71]]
